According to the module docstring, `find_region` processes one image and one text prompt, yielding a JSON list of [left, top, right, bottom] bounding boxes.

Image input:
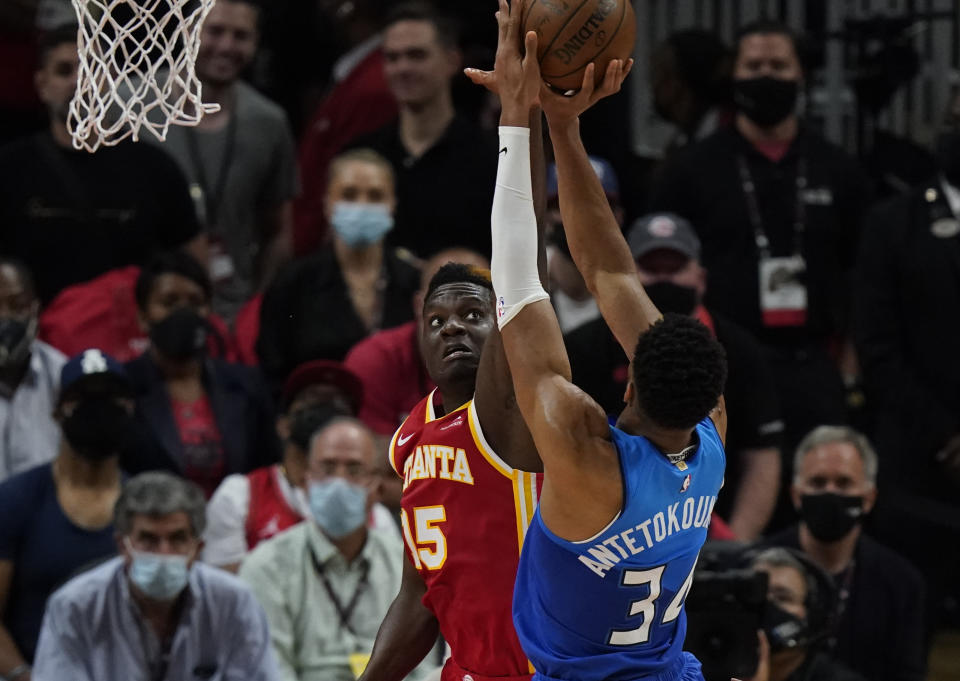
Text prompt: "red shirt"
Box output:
[[390, 392, 541, 681], [245, 466, 303, 550], [345, 321, 435, 435], [172, 395, 225, 498]]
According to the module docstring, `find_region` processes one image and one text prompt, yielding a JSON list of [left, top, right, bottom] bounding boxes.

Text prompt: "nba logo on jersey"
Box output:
[[497, 296, 506, 319], [680, 474, 691, 493]]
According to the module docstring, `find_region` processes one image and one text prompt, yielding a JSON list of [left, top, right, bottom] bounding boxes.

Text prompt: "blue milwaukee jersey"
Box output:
[[513, 418, 726, 681]]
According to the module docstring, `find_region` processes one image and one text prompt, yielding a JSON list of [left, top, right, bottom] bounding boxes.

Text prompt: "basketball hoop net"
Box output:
[[68, 0, 220, 152]]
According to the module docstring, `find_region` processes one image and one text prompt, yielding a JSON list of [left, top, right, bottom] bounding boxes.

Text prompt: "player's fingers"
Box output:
[[522, 31, 539, 69], [495, 1, 508, 43], [464, 68, 497, 92], [577, 63, 597, 101], [623, 58, 635, 81], [599, 59, 622, 96], [503, 0, 518, 44]]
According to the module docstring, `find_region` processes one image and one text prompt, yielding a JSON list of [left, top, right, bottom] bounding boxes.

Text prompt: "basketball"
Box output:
[[522, 0, 637, 93]]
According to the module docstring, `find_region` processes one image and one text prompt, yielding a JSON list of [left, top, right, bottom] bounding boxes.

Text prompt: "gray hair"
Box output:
[[793, 425, 878, 487], [751, 547, 816, 608], [114, 472, 207, 537]]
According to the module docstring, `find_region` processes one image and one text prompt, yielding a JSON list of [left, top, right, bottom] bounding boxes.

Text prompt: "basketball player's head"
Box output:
[[197, 0, 261, 88], [35, 26, 80, 124], [382, 2, 461, 110], [626, 314, 726, 431], [420, 263, 495, 391], [414, 248, 489, 320]]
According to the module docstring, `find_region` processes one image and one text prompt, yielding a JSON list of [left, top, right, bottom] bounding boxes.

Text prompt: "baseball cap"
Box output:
[[281, 360, 364, 414], [547, 156, 620, 199], [60, 348, 133, 401], [627, 213, 701, 261]]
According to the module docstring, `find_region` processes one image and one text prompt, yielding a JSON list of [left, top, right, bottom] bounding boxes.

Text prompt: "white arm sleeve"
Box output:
[[491, 126, 549, 329]]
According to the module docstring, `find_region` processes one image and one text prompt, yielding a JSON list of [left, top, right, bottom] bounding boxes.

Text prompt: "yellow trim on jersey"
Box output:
[[466, 401, 514, 479], [511, 470, 539, 555]]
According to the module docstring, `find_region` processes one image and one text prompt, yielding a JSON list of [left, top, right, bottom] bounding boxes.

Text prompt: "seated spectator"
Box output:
[[258, 148, 420, 388], [344, 248, 488, 436], [32, 472, 280, 680], [124, 252, 278, 496], [239, 417, 432, 680], [204, 360, 401, 571], [565, 214, 783, 541], [0, 258, 66, 481], [747, 548, 865, 681], [39, 265, 238, 363], [762, 426, 925, 681], [0, 349, 132, 675], [0, 26, 203, 305]]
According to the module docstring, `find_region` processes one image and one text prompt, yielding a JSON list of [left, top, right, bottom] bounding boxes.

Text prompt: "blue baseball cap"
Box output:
[[60, 349, 133, 401], [547, 156, 620, 199]]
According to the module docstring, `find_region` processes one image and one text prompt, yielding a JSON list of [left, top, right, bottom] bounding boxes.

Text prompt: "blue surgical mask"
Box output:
[[309, 477, 368, 539], [330, 202, 394, 247], [125, 538, 192, 601]]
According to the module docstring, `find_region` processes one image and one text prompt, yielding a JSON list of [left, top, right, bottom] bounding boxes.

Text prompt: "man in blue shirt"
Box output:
[[471, 5, 727, 679]]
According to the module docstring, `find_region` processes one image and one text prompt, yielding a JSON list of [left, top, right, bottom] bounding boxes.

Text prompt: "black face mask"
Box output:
[[799, 492, 865, 543], [61, 398, 134, 461], [733, 77, 799, 128], [0, 316, 36, 369], [936, 130, 960, 188], [762, 601, 809, 653], [288, 404, 342, 451], [644, 282, 698, 316], [149, 307, 208, 360]]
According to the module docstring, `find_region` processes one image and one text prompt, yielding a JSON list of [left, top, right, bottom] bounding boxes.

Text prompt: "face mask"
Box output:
[[936, 131, 960, 188], [733, 77, 799, 128], [61, 398, 133, 461], [331, 202, 394, 248], [0, 316, 36, 369], [126, 539, 191, 601], [309, 477, 368, 539], [763, 601, 809, 653], [799, 492, 865, 543], [644, 282, 698, 316], [149, 307, 208, 360]]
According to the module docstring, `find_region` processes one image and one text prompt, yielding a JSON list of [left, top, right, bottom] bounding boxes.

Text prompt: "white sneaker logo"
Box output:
[[397, 433, 415, 447]]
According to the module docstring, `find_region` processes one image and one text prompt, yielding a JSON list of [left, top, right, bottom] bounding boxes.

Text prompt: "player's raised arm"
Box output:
[[489, 1, 619, 539], [539, 65, 664, 357]]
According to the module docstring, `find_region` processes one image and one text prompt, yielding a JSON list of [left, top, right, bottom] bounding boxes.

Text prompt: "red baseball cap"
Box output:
[[281, 360, 364, 414]]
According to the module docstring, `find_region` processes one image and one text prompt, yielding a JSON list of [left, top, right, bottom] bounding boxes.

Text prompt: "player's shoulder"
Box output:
[[388, 392, 435, 474]]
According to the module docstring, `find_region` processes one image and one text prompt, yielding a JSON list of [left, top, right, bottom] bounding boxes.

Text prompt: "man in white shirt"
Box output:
[[0, 259, 65, 481]]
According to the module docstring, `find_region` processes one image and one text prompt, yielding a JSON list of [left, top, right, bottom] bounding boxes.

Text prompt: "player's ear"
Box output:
[[622, 380, 635, 406]]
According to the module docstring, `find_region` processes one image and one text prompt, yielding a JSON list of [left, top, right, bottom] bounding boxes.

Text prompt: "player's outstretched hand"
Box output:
[[540, 58, 634, 127], [465, 0, 540, 119]]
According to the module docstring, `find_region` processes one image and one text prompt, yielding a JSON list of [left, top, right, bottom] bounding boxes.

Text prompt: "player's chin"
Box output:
[[436, 356, 480, 380]]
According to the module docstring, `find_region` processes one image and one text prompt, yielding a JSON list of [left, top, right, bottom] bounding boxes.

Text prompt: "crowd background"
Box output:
[[0, 0, 959, 680]]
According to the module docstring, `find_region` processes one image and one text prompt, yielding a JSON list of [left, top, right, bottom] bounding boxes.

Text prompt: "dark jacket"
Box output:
[[764, 525, 926, 681], [854, 180, 960, 520], [123, 353, 278, 478]]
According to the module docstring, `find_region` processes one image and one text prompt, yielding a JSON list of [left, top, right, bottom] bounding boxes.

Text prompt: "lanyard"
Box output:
[[826, 559, 856, 652], [309, 545, 370, 636], [185, 104, 238, 229], [737, 154, 807, 259]]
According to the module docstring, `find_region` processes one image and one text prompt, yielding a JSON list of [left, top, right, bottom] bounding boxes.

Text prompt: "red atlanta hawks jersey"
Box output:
[[389, 390, 543, 680]]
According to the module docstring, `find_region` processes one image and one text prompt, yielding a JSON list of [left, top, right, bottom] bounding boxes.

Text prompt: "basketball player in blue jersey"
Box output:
[[483, 4, 727, 680]]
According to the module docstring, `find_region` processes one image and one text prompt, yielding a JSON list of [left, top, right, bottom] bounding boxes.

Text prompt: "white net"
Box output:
[[68, 0, 220, 152]]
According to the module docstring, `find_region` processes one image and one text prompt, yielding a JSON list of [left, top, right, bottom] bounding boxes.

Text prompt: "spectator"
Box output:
[[762, 426, 925, 681], [565, 214, 783, 541], [239, 417, 430, 681], [544, 157, 623, 333], [747, 548, 865, 681], [0, 349, 132, 675], [0, 26, 203, 305], [32, 472, 280, 680], [153, 0, 298, 319], [352, 2, 498, 258], [651, 29, 732, 149], [0, 258, 65, 481], [649, 21, 872, 526], [856, 84, 960, 634], [344, 247, 488, 436], [258, 148, 420, 388], [124, 252, 278, 496], [204, 360, 401, 571], [294, 0, 398, 254]]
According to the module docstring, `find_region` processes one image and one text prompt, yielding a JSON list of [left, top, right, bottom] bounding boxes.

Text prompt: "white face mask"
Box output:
[[124, 537, 192, 601]]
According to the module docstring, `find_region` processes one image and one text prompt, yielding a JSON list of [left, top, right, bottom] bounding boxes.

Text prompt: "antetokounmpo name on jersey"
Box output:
[[402, 445, 475, 491], [578, 495, 718, 578]]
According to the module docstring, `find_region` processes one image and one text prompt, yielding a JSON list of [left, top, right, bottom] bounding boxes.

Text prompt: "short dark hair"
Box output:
[[735, 20, 803, 68], [0, 257, 37, 301], [134, 251, 212, 311], [385, 2, 459, 49], [424, 263, 493, 302], [631, 314, 727, 430], [38, 25, 79, 67]]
